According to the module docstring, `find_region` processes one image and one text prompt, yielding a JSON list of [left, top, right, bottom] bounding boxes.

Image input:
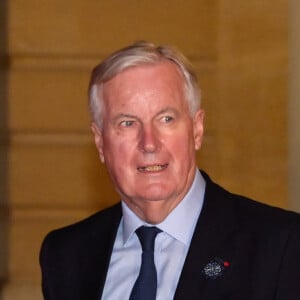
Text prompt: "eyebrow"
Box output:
[[111, 113, 139, 124], [111, 107, 179, 123], [156, 107, 179, 115]]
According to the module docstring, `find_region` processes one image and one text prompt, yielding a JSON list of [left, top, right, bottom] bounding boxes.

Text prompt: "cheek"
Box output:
[[103, 136, 136, 165], [167, 133, 196, 161], [175, 127, 196, 149]]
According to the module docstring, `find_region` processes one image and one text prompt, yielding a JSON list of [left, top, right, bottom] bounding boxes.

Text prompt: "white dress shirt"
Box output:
[[101, 170, 206, 300]]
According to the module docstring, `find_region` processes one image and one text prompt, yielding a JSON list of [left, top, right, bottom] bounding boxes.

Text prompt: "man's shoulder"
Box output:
[[202, 170, 300, 230], [230, 192, 300, 231], [41, 202, 122, 250]]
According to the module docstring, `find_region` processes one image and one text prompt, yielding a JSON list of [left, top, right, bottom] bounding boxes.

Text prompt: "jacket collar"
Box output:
[[174, 171, 238, 300]]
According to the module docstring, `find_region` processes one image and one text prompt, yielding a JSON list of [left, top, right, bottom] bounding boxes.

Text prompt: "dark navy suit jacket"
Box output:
[[40, 172, 300, 300]]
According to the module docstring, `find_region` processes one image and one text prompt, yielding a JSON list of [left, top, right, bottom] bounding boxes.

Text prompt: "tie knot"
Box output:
[[135, 226, 161, 252]]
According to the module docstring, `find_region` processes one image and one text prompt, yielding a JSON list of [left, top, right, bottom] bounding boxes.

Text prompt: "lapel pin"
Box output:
[[203, 258, 230, 279]]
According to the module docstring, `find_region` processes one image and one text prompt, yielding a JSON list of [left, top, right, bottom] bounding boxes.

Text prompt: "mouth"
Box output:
[[137, 164, 168, 173]]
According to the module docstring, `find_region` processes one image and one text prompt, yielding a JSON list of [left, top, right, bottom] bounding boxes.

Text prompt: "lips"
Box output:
[[137, 164, 168, 172]]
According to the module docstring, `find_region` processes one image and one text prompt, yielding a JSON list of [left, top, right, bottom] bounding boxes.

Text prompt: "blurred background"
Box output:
[[0, 1, 299, 299]]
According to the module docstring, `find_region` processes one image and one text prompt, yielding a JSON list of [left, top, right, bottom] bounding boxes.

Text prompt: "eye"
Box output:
[[161, 116, 174, 123], [120, 120, 135, 127]]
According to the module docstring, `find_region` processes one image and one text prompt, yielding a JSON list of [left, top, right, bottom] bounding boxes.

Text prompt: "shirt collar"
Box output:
[[121, 170, 206, 246]]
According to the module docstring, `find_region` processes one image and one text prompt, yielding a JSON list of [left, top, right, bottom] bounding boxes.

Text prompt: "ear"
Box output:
[[91, 122, 105, 163], [193, 109, 205, 150]]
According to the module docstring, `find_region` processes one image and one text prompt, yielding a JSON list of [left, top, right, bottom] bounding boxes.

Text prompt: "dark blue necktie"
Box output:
[[129, 226, 161, 300]]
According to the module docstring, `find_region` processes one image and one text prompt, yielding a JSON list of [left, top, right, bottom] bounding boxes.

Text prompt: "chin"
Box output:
[[139, 189, 175, 203]]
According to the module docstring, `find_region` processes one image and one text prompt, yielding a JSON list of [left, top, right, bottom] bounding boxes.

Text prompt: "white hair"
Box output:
[[88, 41, 201, 127]]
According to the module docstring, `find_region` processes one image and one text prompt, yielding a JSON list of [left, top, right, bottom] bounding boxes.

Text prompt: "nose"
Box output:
[[138, 124, 161, 153]]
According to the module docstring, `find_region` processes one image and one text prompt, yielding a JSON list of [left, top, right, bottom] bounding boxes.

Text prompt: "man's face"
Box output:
[[92, 61, 204, 222]]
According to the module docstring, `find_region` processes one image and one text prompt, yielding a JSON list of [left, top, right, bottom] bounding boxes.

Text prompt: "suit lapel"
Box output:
[[174, 173, 238, 300], [77, 204, 122, 300]]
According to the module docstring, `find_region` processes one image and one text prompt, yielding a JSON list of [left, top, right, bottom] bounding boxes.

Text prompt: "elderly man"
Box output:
[[40, 41, 300, 300]]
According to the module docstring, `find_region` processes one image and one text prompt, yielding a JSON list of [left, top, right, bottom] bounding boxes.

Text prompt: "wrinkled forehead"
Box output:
[[100, 61, 189, 114]]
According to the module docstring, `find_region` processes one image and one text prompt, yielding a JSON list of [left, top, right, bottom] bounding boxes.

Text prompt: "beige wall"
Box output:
[[0, 0, 9, 295], [289, 0, 300, 212], [0, 0, 295, 299]]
